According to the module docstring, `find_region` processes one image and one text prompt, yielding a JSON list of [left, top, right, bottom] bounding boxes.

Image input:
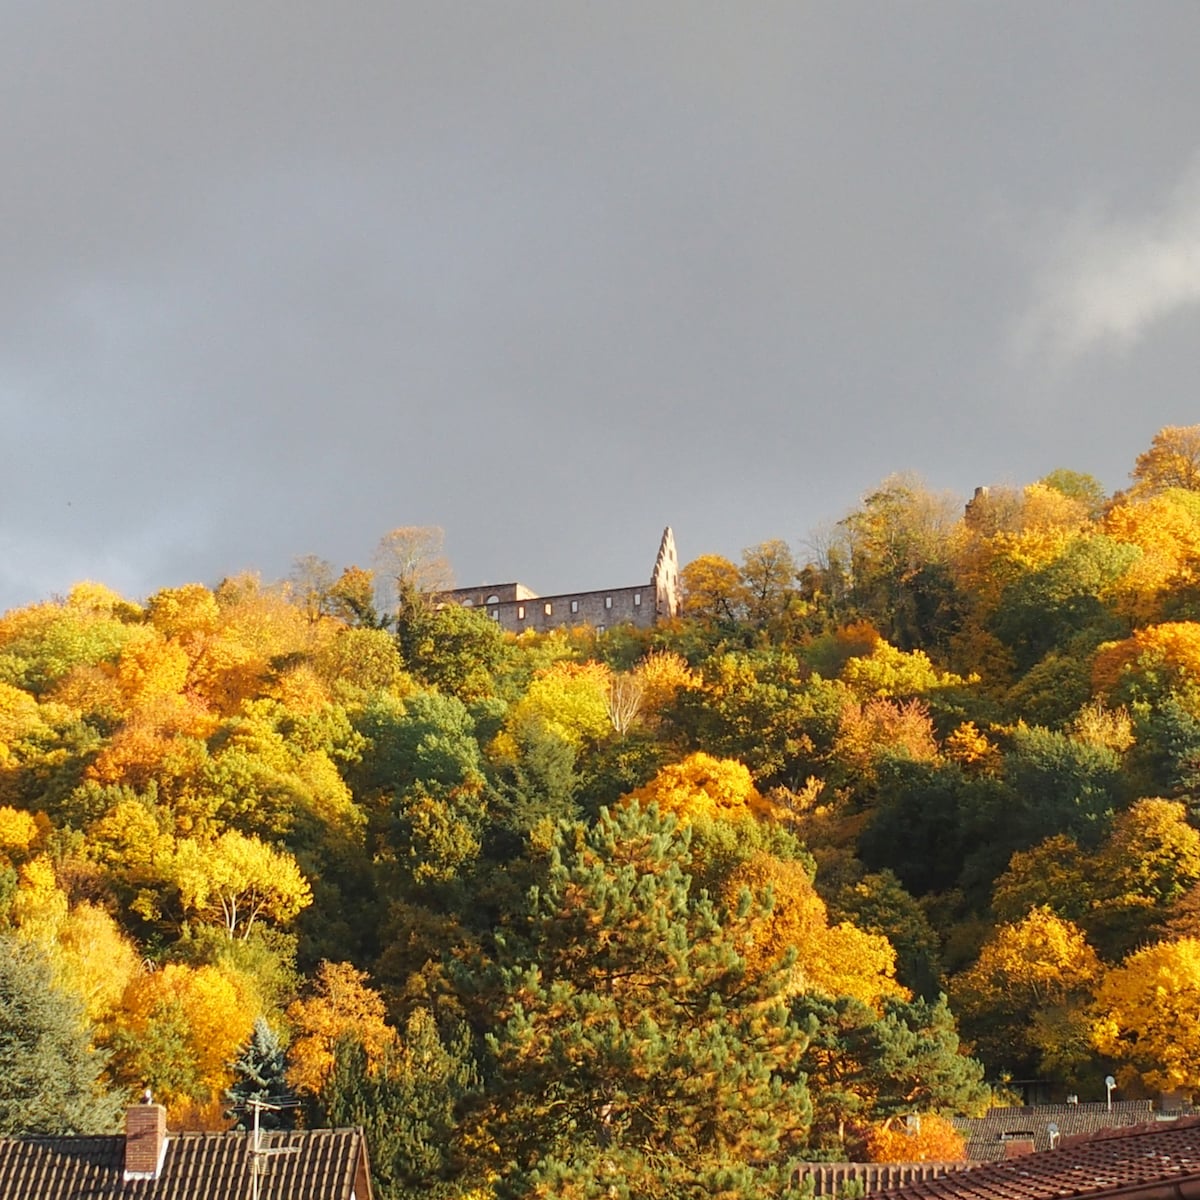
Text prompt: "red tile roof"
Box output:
[[0, 1127, 371, 1200], [794, 1161, 975, 1195], [876, 1116, 1200, 1200]]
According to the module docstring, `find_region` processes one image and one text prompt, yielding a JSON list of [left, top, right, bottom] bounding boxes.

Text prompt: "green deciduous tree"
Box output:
[[740, 539, 799, 627], [669, 653, 841, 788], [396, 603, 510, 701], [838, 475, 964, 651], [1003, 725, 1125, 849], [987, 536, 1137, 673], [1040, 469, 1108, 517]]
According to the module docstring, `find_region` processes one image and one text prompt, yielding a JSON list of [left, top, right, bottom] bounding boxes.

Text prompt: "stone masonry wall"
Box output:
[[481, 583, 655, 634], [433, 528, 677, 635]]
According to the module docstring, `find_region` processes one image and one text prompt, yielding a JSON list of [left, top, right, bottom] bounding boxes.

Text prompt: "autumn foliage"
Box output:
[[8, 430, 1200, 1190]]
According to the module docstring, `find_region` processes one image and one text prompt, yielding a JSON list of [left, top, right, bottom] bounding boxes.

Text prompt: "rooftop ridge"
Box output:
[[874, 1117, 1200, 1200], [1060, 1113, 1200, 1148]]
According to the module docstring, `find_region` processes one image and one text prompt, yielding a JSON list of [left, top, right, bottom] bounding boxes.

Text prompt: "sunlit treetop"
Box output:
[[621, 751, 776, 824], [1130, 424, 1200, 497]]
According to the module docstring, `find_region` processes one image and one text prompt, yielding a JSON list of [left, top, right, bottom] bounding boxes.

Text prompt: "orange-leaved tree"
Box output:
[[107, 961, 259, 1115], [864, 1113, 966, 1163], [622, 751, 775, 824], [285, 961, 396, 1097], [724, 851, 906, 1008]]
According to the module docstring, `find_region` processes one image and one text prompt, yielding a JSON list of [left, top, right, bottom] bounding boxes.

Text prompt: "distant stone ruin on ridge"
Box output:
[[437, 527, 679, 634]]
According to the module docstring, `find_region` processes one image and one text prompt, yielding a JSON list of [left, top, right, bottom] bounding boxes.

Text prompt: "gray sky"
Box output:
[[4, 2, 1200, 611]]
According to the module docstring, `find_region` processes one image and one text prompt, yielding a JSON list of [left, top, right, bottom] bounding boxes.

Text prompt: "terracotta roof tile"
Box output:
[[876, 1116, 1200, 1200], [794, 1161, 975, 1195], [0, 1127, 369, 1200]]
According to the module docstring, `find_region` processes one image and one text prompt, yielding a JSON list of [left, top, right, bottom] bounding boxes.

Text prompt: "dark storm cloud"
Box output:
[[4, 3, 1200, 609]]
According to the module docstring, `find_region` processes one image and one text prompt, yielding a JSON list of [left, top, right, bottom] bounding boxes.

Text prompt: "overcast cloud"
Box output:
[[1018, 158, 1200, 363], [3, 3, 1200, 611]]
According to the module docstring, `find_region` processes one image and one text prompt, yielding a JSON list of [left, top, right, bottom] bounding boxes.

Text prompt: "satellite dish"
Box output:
[[1047, 1123, 1059, 1134], [1105, 1076, 1116, 1088]]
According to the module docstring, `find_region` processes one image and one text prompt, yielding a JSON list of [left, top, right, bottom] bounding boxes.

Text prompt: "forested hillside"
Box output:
[[5, 426, 1200, 1198]]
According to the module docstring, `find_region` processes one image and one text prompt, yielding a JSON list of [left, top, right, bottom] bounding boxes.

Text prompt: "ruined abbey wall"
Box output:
[[437, 528, 678, 635]]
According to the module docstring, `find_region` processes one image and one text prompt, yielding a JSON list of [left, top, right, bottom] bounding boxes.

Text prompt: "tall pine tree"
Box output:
[[465, 802, 812, 1199]]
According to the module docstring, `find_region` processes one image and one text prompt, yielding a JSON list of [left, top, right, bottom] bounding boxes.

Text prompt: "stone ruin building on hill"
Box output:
[[436, 527, 679, 635]]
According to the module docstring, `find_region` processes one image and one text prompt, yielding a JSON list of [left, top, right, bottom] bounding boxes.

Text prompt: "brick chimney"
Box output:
[[124, 1101, 168, 1178], [1003, 1138, 1036, 1159]]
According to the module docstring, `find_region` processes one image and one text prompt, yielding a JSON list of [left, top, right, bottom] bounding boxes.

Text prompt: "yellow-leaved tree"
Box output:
[[1104, 491, 1200, 623], [679, 554, 748, 625], [943, 722, 1001, 774], [840, 641, 967, 700], [502, 660, 613, 751], [952, 907, 1101, 1084], [0, 804, 42, 862], [622, 752, 775, 824], [632, 650, 698, 722], [724, 852, 906, 1007], [1094, 799, 1200, 950], [9, 854, 69, 946], [171, 830, 313, 940], [55, 901, 143, 1028], [1092, 937, 1200, 1094], [1130, 424, 1200, 496]]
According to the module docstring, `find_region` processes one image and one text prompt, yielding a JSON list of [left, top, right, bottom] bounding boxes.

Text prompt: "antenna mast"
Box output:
[[245, 1098, 300, 1200]]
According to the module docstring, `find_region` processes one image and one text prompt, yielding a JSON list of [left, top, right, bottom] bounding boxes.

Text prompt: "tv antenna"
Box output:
[[244, 1098, 299, 1200]]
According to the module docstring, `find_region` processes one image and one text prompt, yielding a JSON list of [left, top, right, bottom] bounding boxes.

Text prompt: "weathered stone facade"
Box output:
[[438, 527, 679, 634]]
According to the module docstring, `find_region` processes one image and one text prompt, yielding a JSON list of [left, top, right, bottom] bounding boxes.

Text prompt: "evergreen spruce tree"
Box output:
[[226, 1016, 295, 1131], [466, 802, 812, 1199], [0, 936, 122, 1135]]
